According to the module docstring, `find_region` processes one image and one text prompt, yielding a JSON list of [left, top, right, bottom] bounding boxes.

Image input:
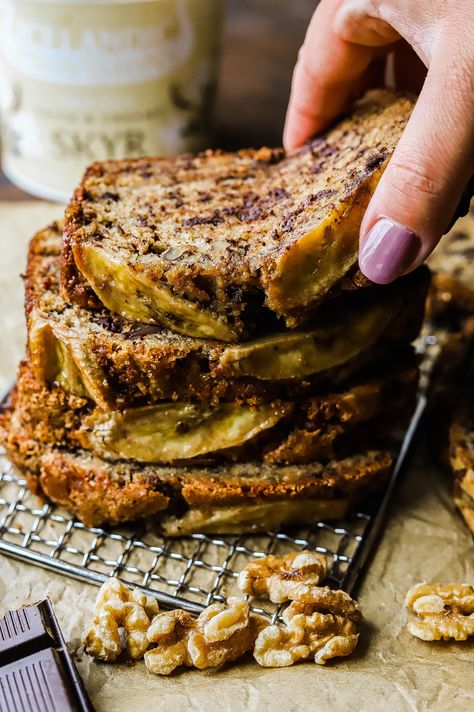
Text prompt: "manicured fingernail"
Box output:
[[359, 218, 421, 284]]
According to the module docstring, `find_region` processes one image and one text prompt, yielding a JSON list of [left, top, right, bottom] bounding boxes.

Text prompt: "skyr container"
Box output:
[[0, 0, 222, 201]]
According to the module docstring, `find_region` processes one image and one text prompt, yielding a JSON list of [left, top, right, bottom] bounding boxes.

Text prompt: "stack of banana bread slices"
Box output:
[[1, 90, 430, 535]]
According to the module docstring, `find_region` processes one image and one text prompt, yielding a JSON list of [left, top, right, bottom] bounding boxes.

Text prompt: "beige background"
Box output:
[[0, 201, 473, 711]]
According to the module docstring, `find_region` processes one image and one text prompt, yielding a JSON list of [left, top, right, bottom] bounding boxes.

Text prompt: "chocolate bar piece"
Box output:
[[0, 599, 94, 712], [0, 603, 54, 666]]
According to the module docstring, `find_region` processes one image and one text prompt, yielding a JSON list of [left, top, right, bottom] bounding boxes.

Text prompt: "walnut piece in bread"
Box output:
[[237, 550, 327, 603], [406, 582, 474, 641]]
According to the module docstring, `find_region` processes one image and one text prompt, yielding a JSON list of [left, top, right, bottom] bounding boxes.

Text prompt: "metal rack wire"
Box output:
[[0, 335, 436, 623]]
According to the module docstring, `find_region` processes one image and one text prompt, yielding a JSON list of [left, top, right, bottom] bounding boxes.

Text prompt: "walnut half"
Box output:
[[405, 582, 474, 641], [144, 609, 195, 675], [254, 587, 361, 667], [237, 550, 327, 603], [82, 577, 159, 661]]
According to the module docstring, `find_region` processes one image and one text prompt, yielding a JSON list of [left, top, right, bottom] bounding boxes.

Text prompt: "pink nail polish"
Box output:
[[359, 218, 421, 284]]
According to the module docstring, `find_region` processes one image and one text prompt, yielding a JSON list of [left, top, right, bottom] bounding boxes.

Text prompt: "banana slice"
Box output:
[[74, 243, 239, 342], [29, 313, 112, 406], [265, 170, 384, 314], [218, 300, 396, 380], [162, 499, 349, 536], [80, 401, 289, 462]]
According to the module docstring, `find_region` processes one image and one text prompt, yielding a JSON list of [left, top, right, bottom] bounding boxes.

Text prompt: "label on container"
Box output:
[[0, 0, 222, 201]]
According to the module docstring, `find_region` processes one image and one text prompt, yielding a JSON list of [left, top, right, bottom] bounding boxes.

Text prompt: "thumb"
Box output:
[[359, 49, 474, 284]]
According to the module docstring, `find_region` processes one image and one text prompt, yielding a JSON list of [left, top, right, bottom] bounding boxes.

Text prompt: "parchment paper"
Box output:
[[0, 202, 473, 712]]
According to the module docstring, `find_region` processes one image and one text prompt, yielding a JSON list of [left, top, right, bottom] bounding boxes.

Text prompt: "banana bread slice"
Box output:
[[62, 90, 414, 340], [427, 206, 474, 327], [0, 401, 392, 532], [429, 319, 474, 535], [9, 358, 418, 466], [450, 418, 474, 536], [28, 223, 428, 409]]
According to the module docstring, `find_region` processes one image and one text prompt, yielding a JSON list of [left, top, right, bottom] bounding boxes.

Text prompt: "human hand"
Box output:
[[284, 0, 474, 283]]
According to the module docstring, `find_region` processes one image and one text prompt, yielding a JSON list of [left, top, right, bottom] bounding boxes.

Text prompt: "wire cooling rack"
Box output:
[[0, 335, 437, 623]]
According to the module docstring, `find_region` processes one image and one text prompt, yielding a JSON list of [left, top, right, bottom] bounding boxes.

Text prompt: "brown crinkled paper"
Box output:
[[0, 201, 473, 712]]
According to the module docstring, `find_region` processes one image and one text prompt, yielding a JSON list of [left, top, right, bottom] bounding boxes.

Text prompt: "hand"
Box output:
[[284, 0, 474, 284]]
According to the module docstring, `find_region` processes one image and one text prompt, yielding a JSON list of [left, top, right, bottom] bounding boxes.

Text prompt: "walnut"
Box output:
[[188, 597, 266, 670], [283, 586, 362, 622], [405, 582, 474, 641], [312, 633, 359, 665], [83, 609, 122, 663], [145, 597, 266, 675], [197, 596, 249, 643], [254, 586, 360, 667], [237, 550, 327, 603], [254, 613, 358, 667], [144, 609, 195, 675], [83, 577, 159, 661]]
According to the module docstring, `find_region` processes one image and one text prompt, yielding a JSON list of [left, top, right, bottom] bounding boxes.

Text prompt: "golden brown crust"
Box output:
[[62, 91, 415, 331], [25, 220, 62, 316], [39, 451, 170, 527], [1, 398, 169, 524], [178, 451, 392, 507], [263, 365, 418, 464]]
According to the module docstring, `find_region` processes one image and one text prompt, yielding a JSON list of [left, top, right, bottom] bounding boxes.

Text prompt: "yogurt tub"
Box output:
[[0, 0, 223, 201]]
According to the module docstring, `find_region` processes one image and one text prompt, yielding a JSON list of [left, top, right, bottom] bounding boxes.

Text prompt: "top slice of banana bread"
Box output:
[[62, 90, 415, 341]]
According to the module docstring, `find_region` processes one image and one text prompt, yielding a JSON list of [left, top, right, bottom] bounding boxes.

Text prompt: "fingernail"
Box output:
[[359, 218, 421, 284]]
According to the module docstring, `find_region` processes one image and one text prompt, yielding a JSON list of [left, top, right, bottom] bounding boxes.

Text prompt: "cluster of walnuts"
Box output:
[[83, 550, 362, 675], [83, 561, 474, 676], [82, 577, 266, 674]]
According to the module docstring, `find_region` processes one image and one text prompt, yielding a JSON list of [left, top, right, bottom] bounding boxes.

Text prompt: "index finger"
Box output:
[[283, 0, 394, 150]]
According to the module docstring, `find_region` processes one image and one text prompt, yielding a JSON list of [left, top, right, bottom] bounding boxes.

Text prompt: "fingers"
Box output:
[[283, 0, 380, 150], [359, 43, 474, 283], [285, 0, 474, 282]]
